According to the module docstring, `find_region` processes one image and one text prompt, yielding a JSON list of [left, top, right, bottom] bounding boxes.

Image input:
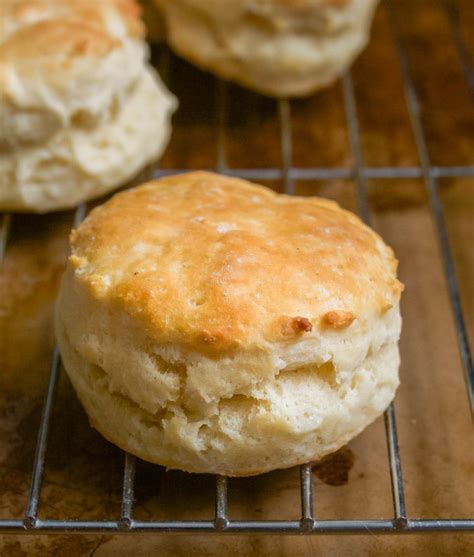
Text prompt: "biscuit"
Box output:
[[0, 0, 177, 212], [56, 171, 403, 476], [153, 0, 379, 97]]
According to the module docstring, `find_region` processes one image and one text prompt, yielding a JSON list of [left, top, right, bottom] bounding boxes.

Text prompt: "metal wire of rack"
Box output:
[[0, 0, 473, 536]]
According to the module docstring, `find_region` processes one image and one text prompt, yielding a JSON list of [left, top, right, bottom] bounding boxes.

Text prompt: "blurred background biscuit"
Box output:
[[153, 0, 379, 97], [0, 0, 177, 212]]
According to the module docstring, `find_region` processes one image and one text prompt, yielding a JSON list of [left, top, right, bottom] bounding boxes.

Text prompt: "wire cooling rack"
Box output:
[[0, 0, 473, 536]]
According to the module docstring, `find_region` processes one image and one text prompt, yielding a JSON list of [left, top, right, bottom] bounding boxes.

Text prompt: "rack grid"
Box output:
[[0, 0, 473, 536]]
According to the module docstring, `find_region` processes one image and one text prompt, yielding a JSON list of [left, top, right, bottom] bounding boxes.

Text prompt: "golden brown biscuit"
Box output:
[[153, 0, 379, 97], [56, 172, 403, 476], [0, 0, 176, 212]]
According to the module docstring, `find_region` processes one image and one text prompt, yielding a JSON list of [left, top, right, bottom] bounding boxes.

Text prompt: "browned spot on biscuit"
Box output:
[[199, 329, 237, 348], [322, 310, 355, 329], [281, 316, 313, 336], [292, 316, 313, 332], [201, 330, 218, 344]]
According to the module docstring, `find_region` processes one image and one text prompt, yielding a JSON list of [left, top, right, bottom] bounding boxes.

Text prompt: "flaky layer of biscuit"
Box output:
[[56, 289, 400, 476], [0, 69, 177, 212]]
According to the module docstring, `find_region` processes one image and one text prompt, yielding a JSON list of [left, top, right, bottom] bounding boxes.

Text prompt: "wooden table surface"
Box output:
[[1, 0, 473, 555]]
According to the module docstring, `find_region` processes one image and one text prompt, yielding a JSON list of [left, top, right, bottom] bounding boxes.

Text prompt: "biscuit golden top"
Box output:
[[0, 0, 144, 101], [1, 0, 143, 44], [0, 20, 120, 62], [70, 172, 403, 353]]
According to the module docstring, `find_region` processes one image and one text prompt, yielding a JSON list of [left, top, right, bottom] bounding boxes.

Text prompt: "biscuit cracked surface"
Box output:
[[154, 0, 379, 97], [56, 171, 403, 476], [0, 0, 177, 212]]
